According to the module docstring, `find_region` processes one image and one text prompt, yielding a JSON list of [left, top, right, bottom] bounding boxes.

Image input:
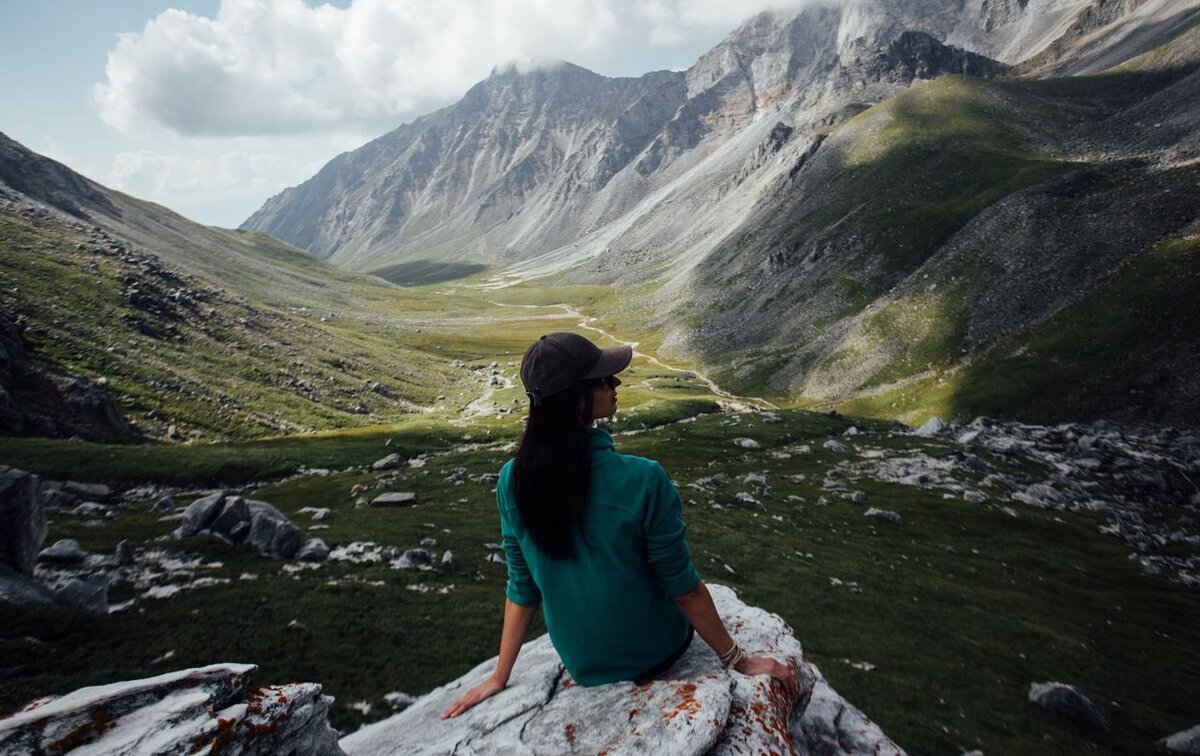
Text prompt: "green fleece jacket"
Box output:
[[497, 426, 702, 686]]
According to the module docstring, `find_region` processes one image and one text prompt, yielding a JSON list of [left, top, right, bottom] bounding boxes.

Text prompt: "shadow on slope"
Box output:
[[370, 259, 489, 286]]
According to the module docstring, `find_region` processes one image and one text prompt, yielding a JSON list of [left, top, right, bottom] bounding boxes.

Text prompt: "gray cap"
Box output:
[[519, 332, 632, 406]]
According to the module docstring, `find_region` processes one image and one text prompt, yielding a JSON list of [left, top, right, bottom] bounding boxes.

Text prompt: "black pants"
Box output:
[[633, 625, 695, 684]]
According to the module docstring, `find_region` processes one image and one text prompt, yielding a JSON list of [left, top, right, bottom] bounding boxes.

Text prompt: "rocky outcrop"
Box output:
[[174, 491, 304, 559], [0, 663, 345, 755], [341, 584, 903, 755]]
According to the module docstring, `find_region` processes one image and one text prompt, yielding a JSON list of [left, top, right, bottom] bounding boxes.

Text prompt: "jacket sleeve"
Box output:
[[643, 462, 702, 597], [498, 467, 542, 607]]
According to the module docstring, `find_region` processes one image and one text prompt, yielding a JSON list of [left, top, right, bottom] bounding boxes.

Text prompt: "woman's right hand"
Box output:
[[734, 655, 801, 700], [439, 675, 507, 719]]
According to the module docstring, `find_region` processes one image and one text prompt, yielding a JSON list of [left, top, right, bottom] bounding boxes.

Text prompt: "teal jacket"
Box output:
[[497, 427, 702, 686]]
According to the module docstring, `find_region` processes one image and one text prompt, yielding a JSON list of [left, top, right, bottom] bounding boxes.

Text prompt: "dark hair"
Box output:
[[512, 380, 595, 560]]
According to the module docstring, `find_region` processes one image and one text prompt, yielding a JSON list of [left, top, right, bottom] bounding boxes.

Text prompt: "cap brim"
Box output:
[[582, 344, 633, 379]]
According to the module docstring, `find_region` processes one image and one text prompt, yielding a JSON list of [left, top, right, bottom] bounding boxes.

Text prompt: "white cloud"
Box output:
[[93, 0, 792, 138]]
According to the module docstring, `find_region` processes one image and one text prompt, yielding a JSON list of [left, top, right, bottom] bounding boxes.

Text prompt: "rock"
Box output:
[[0, 663, 345, 755], [246, 512, 304, 560], [62, 481, 113, 502], [864, 508, 902, 524], [1027, 681, 1108, 730], [913, 417, 946, 438], [371, 492, 420, 508], [403, 549, 433, 566], [71, 501, 112, 517], [38, 539, 88, 565], [420, 537, 438, 547], [0, 563, 59, 608], [1159, 723, 1200, 753], [963, 491, 988, 505], [823, 439, 848, 452], [850, 491, 868, 504], [339, 584, 901, 755], [210, 496, 251, 542], [299, 506, 333, 521], [151, 495, 176, 513], [440, 550, 457, 570], [53, 574, 109, 613], [176, 492, 226, 538], [115, 540, 135, 566], [383, 692, 417, 713], [956, 429, 982, 445], [373, 453, 404, 471], [733, 437, 760, 449], [0, 467, 47, 575], [297, 538, 330, 562], [287, 619, 308, 632]]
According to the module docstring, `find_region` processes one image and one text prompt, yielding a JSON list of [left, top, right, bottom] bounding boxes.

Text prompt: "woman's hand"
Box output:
[[734, 655, 801, 700], [439, 675, 507, 719]]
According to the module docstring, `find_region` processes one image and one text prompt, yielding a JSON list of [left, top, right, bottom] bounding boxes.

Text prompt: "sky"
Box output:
[[0, 0, 784, 228]]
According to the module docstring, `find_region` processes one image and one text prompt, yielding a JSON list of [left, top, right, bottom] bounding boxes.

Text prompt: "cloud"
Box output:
[[93, 0, 793, 137]]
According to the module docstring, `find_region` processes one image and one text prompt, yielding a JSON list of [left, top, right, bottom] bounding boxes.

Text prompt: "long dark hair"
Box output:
[[512, 380, 595, 560]]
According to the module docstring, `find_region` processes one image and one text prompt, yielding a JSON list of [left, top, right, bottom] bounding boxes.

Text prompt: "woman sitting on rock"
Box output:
[[441, 332, 798, 718]]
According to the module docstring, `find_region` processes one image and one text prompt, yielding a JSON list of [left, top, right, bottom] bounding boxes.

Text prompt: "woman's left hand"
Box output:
[[440, 675, 507, 719]]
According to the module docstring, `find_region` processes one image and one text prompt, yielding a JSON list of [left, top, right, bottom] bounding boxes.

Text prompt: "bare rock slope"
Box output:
[[341, 584, 902, 755]]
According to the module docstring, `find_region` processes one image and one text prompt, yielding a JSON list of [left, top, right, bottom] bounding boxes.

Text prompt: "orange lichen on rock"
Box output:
[[662, 683, 703, 723], [565, 722, 577, 746]]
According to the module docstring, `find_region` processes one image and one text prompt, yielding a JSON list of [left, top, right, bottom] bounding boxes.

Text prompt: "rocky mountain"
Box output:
[[242, 0, 1200, 427], [0, 132, 464, 441]]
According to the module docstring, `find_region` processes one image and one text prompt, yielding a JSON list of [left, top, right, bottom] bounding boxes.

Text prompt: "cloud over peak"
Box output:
[[93, 0, 787, 138]]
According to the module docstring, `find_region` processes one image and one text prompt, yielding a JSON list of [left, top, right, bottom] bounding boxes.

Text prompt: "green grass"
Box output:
[[3, 409, 1197, 754]]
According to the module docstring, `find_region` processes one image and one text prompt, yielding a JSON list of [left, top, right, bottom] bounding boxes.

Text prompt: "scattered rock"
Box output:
[[440, 551, 457, 570], [287, 619, 308, 633], [733, 437, 760, 449], [53, 574, 109, 613], [1159, 723, 1200, 753], [299, 507, 333, 521], [151, 495, 176, 513], [70, 502, 111, 517], [62, 481, 113, 502], [863, 508, 902, 525], [297, 538, 330, 562], [371, 492, 420, 508], [823, 439, 848, 452], [912, 417, 946, 438], [850, 491, 868, 504], [37, 539, 88, 565], [115, 540, 135, 566], [372, 453, 403, 471], [1028, 681, 1108, 730]]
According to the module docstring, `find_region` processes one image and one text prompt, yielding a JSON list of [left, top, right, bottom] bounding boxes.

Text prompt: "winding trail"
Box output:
[[481, 300, 777, 411]]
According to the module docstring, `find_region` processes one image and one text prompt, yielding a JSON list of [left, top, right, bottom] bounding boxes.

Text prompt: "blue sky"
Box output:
[[1, 1, 762, 228]]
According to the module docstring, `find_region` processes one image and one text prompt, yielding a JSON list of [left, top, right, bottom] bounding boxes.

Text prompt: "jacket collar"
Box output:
[[587, 426, 615, 451]]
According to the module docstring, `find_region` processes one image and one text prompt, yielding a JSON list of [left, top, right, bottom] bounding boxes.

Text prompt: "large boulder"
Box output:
[[341, 584, 903, 755], [0, 466, 47, 575], [247, 512, 304, 560], [37, 539, 88, 565], [175, 492, 227, 538], [174, 493, 303, 559], [0, 663, 345, 755], [1028, 681, 1109, 730]]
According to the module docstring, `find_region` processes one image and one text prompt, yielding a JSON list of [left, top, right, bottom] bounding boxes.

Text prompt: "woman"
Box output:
[[441, 332, 798, 719]]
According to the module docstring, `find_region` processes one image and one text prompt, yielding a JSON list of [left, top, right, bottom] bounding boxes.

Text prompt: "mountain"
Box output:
[[242, 0, 1200, 426], [0, 132, 472, 442]]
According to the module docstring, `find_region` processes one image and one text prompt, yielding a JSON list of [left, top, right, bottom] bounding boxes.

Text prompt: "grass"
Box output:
[[3, 409, 1198, 754]]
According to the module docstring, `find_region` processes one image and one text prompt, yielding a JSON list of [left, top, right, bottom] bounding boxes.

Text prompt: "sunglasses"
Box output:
[[586, 375, 621, 389]]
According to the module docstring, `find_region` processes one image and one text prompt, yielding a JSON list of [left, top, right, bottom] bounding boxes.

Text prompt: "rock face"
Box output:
[[0, 466, 47, 575], [0, 663, 345, 755], [341, 584, 903, 755]]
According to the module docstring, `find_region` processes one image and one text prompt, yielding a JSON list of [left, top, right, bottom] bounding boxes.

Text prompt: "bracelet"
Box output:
[[718, 641, 746, 668]]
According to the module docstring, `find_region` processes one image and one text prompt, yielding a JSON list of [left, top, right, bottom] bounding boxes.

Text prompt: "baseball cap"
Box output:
[[519, 332, 633, 406]]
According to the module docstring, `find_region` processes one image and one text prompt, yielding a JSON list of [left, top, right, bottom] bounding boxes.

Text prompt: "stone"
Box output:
[[246, 512, 304, 560], [297, 538, 330, 562], [440, 551, 457, 570], [0, 563, 59, 608], [71, 501, 111, 517], [0, 467, 47, 575], [339, 584, 901, 755], [383, 692, 417, 713], [956, 429, 982, 445], [850, 491, 868, 504], [372, 453, 404, 471], [1159, 724, 1200, 753], [1027, 681, 1108, 730], [299, 506, 333, 521], [0, 663, 345, 755], [913, 417, 946, 438], [403, 549, 433, 566], [733, 438, 760, 449], [38, 539, 88, 565], [62, 481, 113, 502], [53, 574, 109, 613], [864, 508, 902, 524], [963, 491, 987, 505], [823, 439, 848, 452], [209, 496, 250, 542], [115, 540, 135, 566], [151, 495, 176, 513], [288, 619, 308, 632], [371, 492, 420, 508], [176, 492, 226, 538]]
